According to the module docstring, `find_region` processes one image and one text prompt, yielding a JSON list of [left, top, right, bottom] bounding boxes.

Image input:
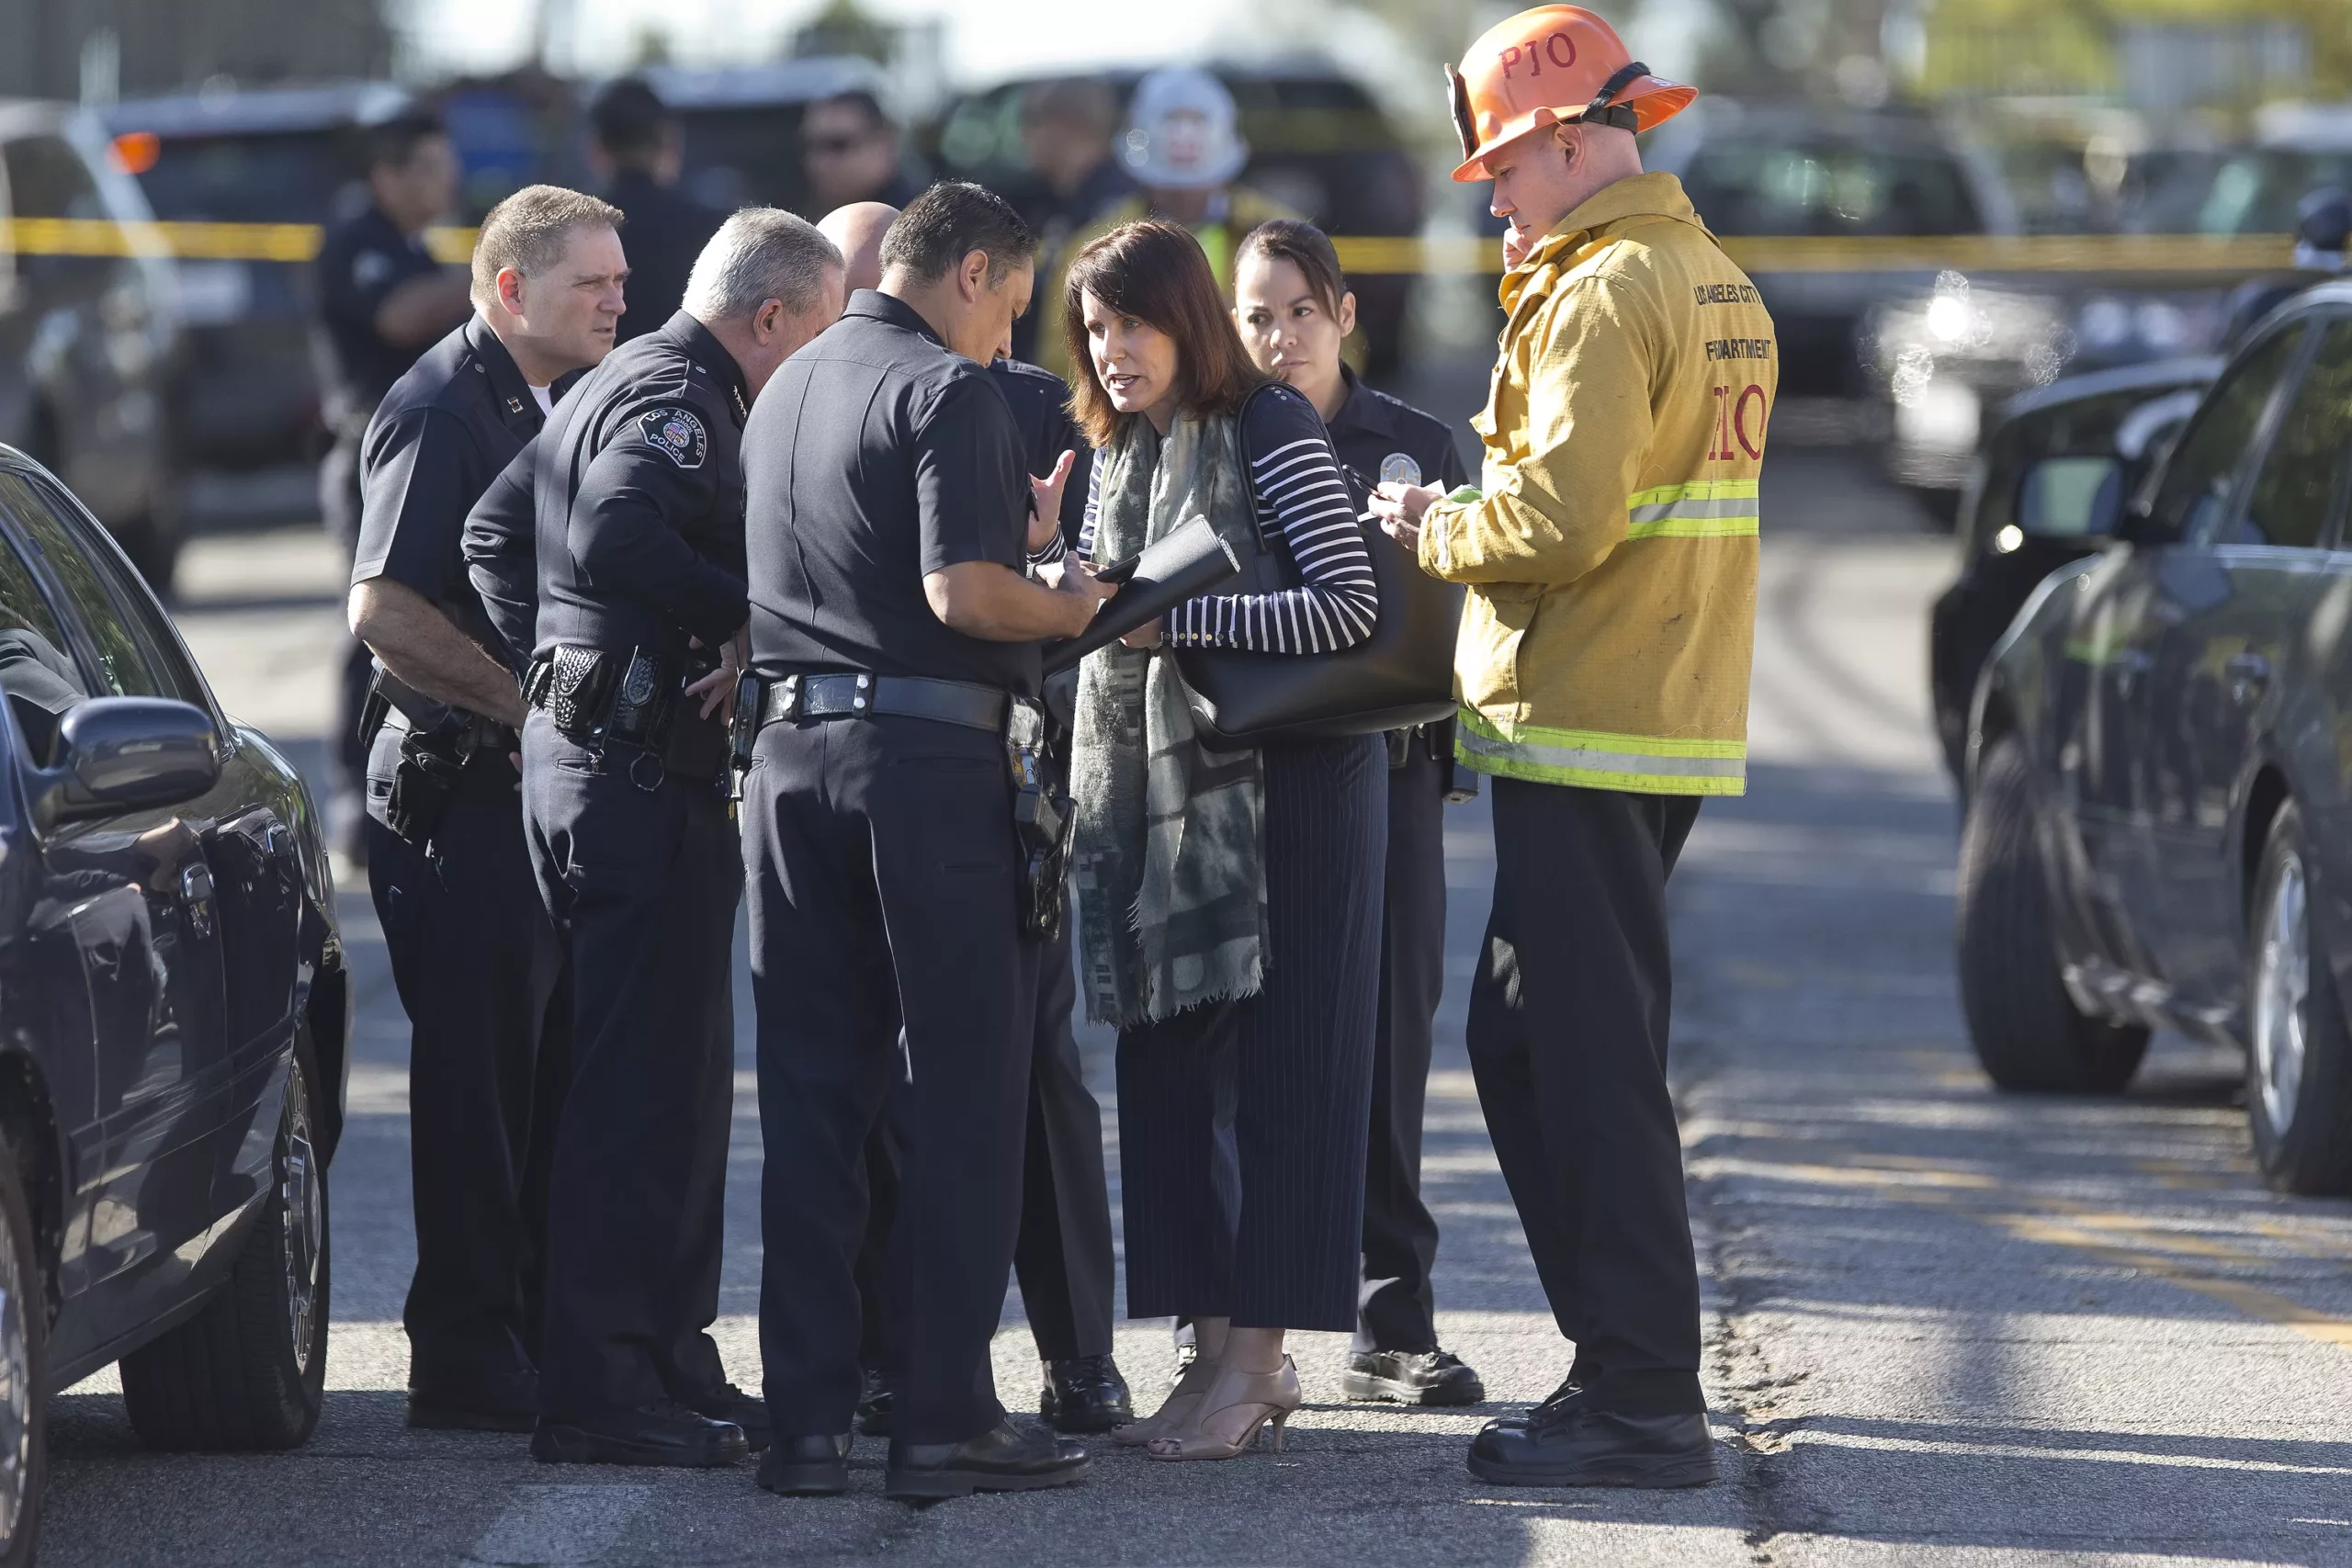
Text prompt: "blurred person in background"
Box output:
[[587, 76, 726, 344], [1229, 218, 1483, 1411], [1009, 78, 1135, 361], [1058, 220, 1382, 1465], [1036, 68, 1288, 382], [1370, 6, 1769, 1490], [347, 184, 626, 1434], [2222, 186, 2349, 349], [814, 199, 1133, 1439], [801, 91, 924, 212], [316, 107, 475, 863]]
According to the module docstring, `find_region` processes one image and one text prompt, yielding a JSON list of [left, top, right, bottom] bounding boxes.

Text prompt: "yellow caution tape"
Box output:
[[0, 219, 2299, 280]]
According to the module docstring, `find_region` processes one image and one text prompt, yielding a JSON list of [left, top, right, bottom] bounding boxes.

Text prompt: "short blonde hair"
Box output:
[[470, 185, 623, 310]]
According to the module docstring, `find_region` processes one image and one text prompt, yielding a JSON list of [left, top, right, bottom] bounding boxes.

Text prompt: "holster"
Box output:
[[526, 644, 729, 787], [381, 714, 474, 858], [1004, 697, 1074, 942]]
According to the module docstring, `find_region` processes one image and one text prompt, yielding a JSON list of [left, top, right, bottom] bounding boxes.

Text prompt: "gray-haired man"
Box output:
[[466, 208, 845, 1467]]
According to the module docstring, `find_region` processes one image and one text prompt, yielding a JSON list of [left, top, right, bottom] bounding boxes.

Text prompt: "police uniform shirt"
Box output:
[[604, 170, 726, 345], [317, 204, 447, 420], [516, 310, 750, 662], [1323, 364, 1469, 502], [987, 357, 1091, 549], [354, 314, 548, 717], [745, 290, 1036, 698]]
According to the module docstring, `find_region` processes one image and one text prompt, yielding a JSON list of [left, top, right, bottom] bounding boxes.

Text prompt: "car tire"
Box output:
[[0, 1134, 46, 1568], [1956, 733, 2151, 1093], [119, 1039, 329, 1450], [2245, 803, 2352, 1196]]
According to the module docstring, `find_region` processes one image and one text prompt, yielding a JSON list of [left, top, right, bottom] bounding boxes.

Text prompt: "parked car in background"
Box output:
[[1955, 282, 2352, 1195], [0, 102, 186, 594], [930, 60, 1424, 373], [1647, 102, 2017, 398], [1928, 355, 2216, 782], [0, 444, 347, 1563], [635, 57, 893, 218]]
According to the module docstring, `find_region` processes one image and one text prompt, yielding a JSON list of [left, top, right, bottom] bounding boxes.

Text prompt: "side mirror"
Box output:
[[36, 697, 221, 829], [2008, 455, 2125, 547]]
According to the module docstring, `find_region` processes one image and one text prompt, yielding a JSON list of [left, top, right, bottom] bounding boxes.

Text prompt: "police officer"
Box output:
[[741, 182, 1110, 1501], [814, 199, 1132, 1438], [475, 209, 846, 1469], [585, 76, 726, 344], [316, 107, 476, 861], [1227, 219, 1485, 1407], [347, 185, 626, 1430]]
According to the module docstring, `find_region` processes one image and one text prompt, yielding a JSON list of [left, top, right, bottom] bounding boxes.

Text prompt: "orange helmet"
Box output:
[[1444, 6, 1696, 183]]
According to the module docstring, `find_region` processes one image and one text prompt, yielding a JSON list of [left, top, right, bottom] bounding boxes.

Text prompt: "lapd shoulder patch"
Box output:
[[638, 407, 707, 470]]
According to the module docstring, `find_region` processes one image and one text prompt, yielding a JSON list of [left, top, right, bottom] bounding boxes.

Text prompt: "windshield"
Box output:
[[1683, 141, 1984, 237], [2135, 149, 2352, 235], [131, 131, 350, 225]]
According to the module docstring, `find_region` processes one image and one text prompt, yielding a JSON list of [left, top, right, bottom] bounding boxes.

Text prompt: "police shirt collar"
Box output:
[[843, 288, 947, 348], [662, 310, 752, 412], [1326, 364, 1398, 442], [464, 313, 543, 431]]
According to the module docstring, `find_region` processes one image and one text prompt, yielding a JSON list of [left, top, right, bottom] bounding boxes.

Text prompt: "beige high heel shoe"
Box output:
[[1112, 1353, 1219, 1448], [1146, 1355, 1302, 1461]]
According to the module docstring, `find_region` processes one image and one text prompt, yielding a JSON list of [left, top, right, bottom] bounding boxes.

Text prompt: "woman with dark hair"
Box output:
[[1230, 220, 1486, 1411], [1058, 220, 1386, 1463]]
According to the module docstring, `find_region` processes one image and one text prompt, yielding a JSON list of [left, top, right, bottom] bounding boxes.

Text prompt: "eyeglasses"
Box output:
[[804, 134, 874, 157]]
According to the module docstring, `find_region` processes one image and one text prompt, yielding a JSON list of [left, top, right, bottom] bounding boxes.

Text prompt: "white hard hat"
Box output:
[[1119, 66, 1247, 190]]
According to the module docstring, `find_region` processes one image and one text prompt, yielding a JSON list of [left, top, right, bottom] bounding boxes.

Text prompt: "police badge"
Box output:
[[639, 406, 707, 470], [1379, 452, 1423, 488]]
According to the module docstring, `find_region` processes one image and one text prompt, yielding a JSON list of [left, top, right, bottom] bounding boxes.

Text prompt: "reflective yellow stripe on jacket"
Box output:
[[1455, 709, 1748, 795], [1624, 478, 1759, 540]]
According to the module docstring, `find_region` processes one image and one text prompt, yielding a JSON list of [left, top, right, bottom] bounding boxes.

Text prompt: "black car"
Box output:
[[930, 62, 1424, 373], [1955, 281, 2352, 1194], [0, 102, 187, 592], [1928, 355, 2216, 783], [0, 446, 346, 1562]]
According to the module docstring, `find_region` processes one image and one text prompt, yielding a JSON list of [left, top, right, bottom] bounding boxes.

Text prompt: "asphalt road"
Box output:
[[35, 441, 2352, 1567]]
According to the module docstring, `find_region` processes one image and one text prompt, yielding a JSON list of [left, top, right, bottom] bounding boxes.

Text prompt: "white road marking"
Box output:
[[466, 1483, 653, 1566]]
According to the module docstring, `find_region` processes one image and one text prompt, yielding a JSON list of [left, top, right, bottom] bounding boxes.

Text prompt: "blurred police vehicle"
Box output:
[[0, 102, 184, 594], [632, 57, 897, 216], [931, 61, 1424, 373], [103, 83, 405, 524], [1647, 101, 2017, 399]]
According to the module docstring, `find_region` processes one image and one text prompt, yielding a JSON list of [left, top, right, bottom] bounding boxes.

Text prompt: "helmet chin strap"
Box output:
[[1577, 61, 1649, 131]]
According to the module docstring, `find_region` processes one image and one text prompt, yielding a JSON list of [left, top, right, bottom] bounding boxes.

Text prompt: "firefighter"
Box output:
[[1369, 5, 1775, 1489]]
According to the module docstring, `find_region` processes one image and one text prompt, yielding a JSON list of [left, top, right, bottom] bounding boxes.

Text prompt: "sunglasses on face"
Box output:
[[804, 134, 875, 157]]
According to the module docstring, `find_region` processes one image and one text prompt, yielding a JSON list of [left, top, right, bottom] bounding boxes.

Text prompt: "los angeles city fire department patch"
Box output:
[[638, 406, 707, 470]]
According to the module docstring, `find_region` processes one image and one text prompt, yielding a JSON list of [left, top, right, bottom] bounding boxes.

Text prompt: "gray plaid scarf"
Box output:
[[1071, 410, 1267, 1028]]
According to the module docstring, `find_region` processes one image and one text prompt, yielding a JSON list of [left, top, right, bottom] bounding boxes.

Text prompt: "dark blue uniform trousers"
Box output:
[[1118, 733, 1385, 1333], [522, 712, 737, 1419], [366, 755, 568, 1384], [1469, 779, 1705, 1416], [744, 713, 1037, 1446]]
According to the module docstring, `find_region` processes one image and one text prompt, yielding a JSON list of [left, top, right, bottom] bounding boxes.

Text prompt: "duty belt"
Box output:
[[752, 671, 1009, 735]]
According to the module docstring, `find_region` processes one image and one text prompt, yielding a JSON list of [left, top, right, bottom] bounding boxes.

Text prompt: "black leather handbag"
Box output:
[[1174, 410, 1463, 750]]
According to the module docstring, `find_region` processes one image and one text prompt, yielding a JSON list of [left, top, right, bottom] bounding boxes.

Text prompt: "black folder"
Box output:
[[1041, 515, 1242, 677]]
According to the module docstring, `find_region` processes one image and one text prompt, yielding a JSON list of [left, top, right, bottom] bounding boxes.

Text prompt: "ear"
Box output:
[[754, 297, 786, 344], [1337, 290, 1358, 339], [495, 265, 528, 317], [959, 249, 990, 303]]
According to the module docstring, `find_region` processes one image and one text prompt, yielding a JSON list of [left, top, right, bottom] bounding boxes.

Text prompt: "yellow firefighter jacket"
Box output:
[[1036, 186, 1293, 383], [1418, 171, 1774, 795]]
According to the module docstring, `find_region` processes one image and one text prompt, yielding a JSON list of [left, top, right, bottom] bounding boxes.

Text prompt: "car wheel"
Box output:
[[0, 1135, 45, 1568], [119, 1039, 329, 1450], [2245, 803, 2352, 1195], [1956, 733, 2151, 1092]]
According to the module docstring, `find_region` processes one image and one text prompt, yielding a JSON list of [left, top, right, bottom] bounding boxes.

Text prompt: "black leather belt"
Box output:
[[756, 671, 1007, 734]]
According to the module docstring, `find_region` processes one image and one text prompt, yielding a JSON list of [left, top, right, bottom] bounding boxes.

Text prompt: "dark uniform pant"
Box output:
[[855, 927, 1116, 1372], [1469, 777, 1704, 1417], [1359, 733, 1448, 1353], [745, 713, 1037, 1446], [365, 755, 568, 1384], [521, 712, 737, 1419]]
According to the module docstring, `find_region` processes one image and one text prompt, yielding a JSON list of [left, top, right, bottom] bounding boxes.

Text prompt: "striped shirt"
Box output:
[[1061, 384, 1378, 654]]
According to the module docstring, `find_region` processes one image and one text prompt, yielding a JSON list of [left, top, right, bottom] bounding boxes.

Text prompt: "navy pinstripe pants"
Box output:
[[1117, 732, 1386, 1334]]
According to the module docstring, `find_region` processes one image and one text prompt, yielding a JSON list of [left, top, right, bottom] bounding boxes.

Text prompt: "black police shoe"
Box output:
[[1039, 1355, 1133, 1434], [756, 1434, 852, 1496], [684, 1382, 772, 1451], [1481, 1375, 1586, 1434], [855, 1369, 894, 1437], [1467, 1407, 1716, 1489], [406, 1365, 539, 1433], [530, 1401, 750, 1468], [885, 1418, 1088, 1501], [1344, 1348, 1486, 1407]]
